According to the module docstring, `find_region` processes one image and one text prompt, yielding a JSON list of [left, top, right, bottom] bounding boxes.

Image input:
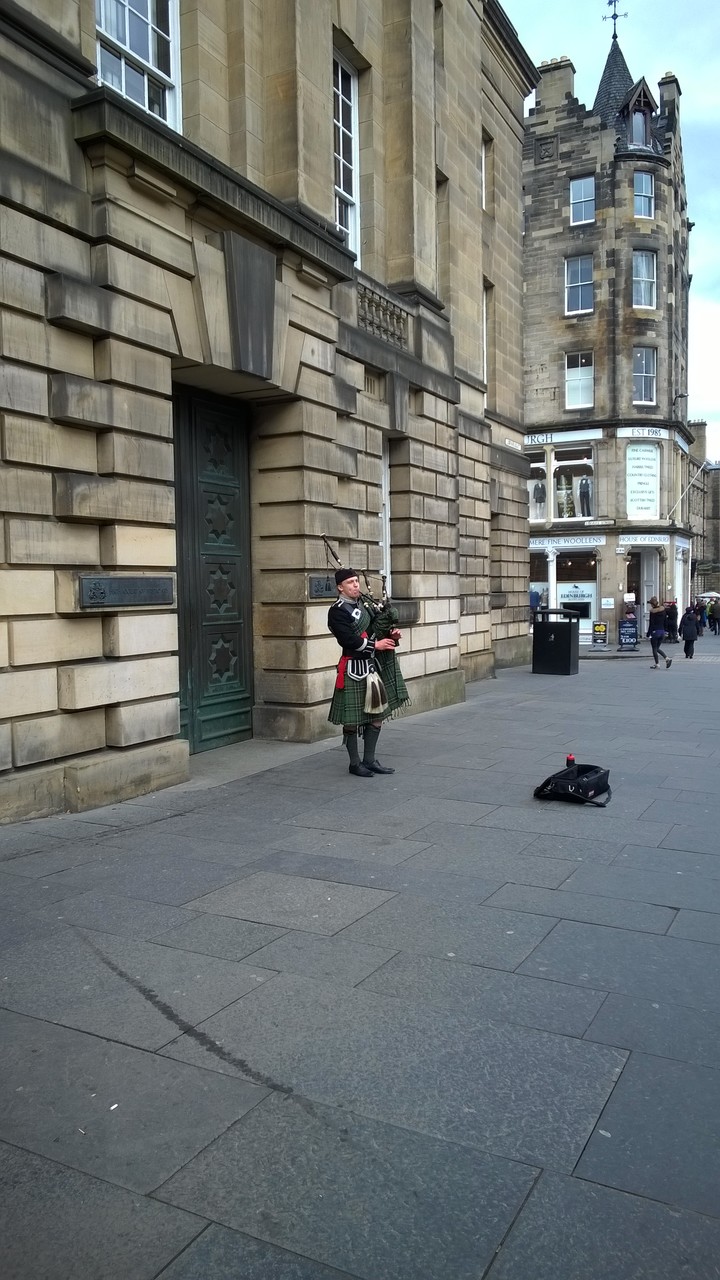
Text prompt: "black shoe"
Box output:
[[349, 763, 374, 777], [364, 760, 395, 774]]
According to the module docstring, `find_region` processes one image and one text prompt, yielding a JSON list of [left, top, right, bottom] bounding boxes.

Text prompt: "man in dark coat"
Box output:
[[679, 606, 698, 658], [327, 568, 409, 777]]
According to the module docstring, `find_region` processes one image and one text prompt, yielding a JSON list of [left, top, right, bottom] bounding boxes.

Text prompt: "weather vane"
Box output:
[[603, 0, 628, 39]]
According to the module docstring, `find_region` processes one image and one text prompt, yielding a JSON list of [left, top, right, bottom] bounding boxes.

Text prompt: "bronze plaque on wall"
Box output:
[[79, 576, 174, 608]]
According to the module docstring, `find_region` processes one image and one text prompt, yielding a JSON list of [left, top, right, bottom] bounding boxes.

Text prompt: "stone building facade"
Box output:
[[0, 0, 536, 820], [523, 41, 694, 642]]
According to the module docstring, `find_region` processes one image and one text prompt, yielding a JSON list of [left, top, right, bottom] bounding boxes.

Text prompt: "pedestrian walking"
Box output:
[[664, 600, 679, 643], [327, 567, 409, 776], [647, 596, 672, 670], [679, 605, 698, 658], [695, 600, 707, 637]]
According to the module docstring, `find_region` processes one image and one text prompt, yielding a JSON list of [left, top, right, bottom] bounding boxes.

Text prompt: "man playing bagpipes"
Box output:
[[327, 566, 409, 777]]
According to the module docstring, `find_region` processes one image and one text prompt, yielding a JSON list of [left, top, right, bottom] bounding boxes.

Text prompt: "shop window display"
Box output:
[[554, 448, 593, 519], [528, 462, 547, 522]]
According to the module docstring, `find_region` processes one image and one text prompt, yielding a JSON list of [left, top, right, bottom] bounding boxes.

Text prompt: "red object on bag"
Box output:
[[566, 754, 575, 768]]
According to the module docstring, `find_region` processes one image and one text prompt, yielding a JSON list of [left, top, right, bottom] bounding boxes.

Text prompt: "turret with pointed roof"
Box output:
[[593, 36, 633, 124]]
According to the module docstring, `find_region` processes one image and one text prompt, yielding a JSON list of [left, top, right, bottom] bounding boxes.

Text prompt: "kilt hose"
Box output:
[[328, 650, 409, 727]]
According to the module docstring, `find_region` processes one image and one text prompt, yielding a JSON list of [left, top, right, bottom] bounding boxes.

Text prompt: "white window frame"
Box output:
[[96, 0, 181, 130], [569, 175, 595, 225], [633, 250, 657, 308], [565, 352, 594, 409], [633, 347, 657, 404], [634, 171, 655, 218], [480, 138, 487, 211], [565, 255, 594, 315], [482, 285, 489, 384], [333, 52, 360, 261]]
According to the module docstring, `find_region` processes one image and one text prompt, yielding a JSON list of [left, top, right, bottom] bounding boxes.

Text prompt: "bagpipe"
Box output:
[[321, 535, 400, 640], [322, 535, 402, 714]]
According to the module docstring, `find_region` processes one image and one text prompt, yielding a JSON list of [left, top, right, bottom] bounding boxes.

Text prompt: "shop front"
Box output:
[[529, 535, 604, 644]]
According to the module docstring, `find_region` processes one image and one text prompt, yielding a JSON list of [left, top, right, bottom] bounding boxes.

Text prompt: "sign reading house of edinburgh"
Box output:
[[79, 576, 174, 609]]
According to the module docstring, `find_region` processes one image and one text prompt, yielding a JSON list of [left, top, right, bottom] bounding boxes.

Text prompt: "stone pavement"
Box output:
[[2, 650, 720, 1280]]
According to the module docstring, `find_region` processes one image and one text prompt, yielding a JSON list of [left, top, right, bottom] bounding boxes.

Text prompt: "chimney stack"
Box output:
[[536, 58, 576, 110]]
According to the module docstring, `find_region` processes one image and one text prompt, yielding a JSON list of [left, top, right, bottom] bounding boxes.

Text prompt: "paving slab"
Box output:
[[267, 826, 431, 865], [482, 883, 675, 933], [158, 1225, 355, 1279], [0, 906, 69, 952], [399, 825, 575, 887], [668, 909, 720, 944], [358, 951, 606, 1037], [245, 848, 504, 907], [561, 864, 720, 913], [34, 891, 201, 940], [523, 832, 624, 865], [161, 972, 626, 1170], [155, 1091, 538, 1280], [151, 914, 288, 961], [0, 1009, 267, 1192], [583, 993, 720, 1070], [613, 845, 720, 878], [186, 871, 395, 934], [661, 825, 720, 853], [78, 854, 249, 906], [474, 805, 672, 847], [0, 1141, 205, 1280], [246, 932, 397, 985], [518, 920, 720, 1015], [575, 1052, 720, 1219], [485, 1170, 720, 1280], [0, 927, 277, 1049], [338, 892, 558, 967]]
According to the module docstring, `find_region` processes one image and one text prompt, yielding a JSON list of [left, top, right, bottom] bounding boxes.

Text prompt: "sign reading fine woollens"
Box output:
[[592, 622, 608, 646], [79, 576, 174, 608]]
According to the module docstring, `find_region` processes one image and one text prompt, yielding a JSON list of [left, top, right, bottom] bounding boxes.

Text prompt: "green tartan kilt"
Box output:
[[328, 652, 409, 727]]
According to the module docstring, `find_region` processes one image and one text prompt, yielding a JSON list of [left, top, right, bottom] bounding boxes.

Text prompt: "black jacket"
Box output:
[[327, 599, 376, 656], [679, 612, 698, 641]]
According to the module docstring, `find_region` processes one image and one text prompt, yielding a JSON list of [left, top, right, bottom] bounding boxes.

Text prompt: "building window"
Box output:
[[96, 0, 180, 128], [333, 53, 360, 259], [565, 255, 593, 315], [570, 176, 595, 224], [634, 171, 654, 218], [633, 250, 656, 308], [632, 110, 649, 146], [633, 347, 657, 403], [565, 352, 594, 409], [381, 436, 392, 595], [554, 447, 594, 520]]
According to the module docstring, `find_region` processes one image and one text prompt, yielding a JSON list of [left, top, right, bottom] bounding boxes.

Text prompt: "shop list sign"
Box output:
[[626, 443, 660, 520]]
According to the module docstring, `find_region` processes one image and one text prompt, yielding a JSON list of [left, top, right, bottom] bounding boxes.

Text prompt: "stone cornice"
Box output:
[[0, 0, 96, 82], [71, 90, 356, 281]]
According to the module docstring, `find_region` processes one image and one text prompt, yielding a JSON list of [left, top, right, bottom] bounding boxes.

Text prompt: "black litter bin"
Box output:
[[532, 608, 580, 675]]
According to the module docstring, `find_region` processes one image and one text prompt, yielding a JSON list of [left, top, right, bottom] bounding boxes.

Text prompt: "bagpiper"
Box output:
[[328, 567, 409, 776]]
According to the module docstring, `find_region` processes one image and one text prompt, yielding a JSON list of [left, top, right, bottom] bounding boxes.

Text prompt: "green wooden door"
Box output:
[[175, 391, 253, 752]]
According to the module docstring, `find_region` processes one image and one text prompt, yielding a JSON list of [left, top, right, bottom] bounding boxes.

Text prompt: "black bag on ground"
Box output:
[[533, 762, 611, 808]]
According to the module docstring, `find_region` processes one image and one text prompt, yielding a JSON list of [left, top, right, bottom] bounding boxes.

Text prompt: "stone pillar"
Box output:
[[546, 549, 557, 609], [384, 0, 436, 294]]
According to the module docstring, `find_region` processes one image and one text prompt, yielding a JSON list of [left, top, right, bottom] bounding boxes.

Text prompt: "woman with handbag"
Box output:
[[647, 596, 672, 670]]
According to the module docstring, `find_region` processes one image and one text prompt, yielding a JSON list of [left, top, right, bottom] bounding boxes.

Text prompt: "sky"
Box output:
[[503, 0, 720, 460]]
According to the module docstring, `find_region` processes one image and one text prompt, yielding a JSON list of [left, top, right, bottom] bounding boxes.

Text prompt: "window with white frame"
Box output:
[[333, 53, 360, 260], [565, 352, 594, 408], [96, 0, 180, 128], [570, 175, 595, 224], [634, 171, 654, 218], [565, 255, 593, 314], [633, 250, 656, 308], [633, 347, 657, 403]]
